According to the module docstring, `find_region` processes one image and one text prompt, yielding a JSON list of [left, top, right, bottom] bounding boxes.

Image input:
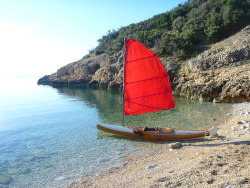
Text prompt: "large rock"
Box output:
[[174, 25, 250, 102], [0, 175, 12, 185]]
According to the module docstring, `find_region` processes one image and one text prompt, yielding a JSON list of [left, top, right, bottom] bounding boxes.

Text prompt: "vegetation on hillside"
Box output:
[[88, 0, 250, 60]]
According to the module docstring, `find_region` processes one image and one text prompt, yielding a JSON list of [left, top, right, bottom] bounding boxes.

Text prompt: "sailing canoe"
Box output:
[[97, 39, 217, 141], [97, 124, 210, 141]]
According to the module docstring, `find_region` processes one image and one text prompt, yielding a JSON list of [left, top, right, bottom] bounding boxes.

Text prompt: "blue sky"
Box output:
[[0, 0, 186, 76]]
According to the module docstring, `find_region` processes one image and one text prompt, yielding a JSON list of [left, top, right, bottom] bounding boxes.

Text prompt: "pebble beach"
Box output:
[[69, 102, 250, 188]]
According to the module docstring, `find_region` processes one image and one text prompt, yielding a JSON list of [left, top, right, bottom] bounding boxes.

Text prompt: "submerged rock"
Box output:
[[35, 153, 49, 159], [22, 156, 36, 162], [21, 168, 31, 174], [0, 175, 12, 185]]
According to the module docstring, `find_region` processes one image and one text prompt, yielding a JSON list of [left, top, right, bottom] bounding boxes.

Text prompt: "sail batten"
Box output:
[[126, 91, 173, 100], [124, 39, 175, 116], [126, 75, 169, 85], [125, 54, 157, 63], [125, 101, 173, 111]]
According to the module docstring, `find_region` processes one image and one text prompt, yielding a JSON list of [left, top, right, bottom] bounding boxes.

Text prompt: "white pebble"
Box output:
[[231, 125, 238, 131], [146, 164, 157, 169], [240, 125, 246, 129], [245, 111, 250, 118]]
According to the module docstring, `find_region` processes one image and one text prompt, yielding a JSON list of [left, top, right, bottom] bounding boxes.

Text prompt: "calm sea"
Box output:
[[0, 77, 232, 187]]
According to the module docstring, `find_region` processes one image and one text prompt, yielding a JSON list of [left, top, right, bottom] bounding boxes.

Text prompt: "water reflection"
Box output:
[[54, 86, 232, 130], [55, 86, 123, 124]]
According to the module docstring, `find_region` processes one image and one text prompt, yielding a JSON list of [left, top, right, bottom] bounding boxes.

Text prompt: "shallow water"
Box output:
[[0, 77, 232, 187]]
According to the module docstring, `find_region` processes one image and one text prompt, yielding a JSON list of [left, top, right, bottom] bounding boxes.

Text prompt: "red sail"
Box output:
[[124, 39, 175, 115]]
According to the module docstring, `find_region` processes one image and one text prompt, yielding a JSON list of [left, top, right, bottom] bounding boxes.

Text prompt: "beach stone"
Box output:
[[238, 177, 249, 184], [240, 125, 247, 129], [146, 164, 157, 169], [0, 175, 12, 185], [226, 185, 234, 188], [236, 121, 244, 125], [210, 170, 218, 175], [157, 176, 167, 182], [168, 142, 182, 149], [207, 178, 214, 184], [231, 125, 237, 131], [210, 133, 219, 138], [245, 128, 250, 133], [245, 111, 250, 117]]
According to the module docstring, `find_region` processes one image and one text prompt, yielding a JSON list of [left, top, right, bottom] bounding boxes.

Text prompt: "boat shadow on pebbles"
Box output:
[[187, 139, 250, 148]]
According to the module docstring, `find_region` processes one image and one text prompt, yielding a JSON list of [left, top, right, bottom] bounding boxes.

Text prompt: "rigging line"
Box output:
[[125, 90, 172, 100], [125, 75, 169, 85], [125, 54, 157, 63], [125, 100, 171, 111]]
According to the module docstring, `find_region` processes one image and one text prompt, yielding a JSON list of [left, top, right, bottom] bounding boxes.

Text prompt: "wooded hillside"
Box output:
[[89, 0, 249, 60]]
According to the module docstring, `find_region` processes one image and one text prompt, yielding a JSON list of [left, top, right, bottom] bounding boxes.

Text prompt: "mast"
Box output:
[[122, 39, 126, 127]]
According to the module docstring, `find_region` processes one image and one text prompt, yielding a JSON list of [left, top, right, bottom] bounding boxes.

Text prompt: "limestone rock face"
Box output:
[[174, 25, 250, 102], [38, 25, 250, 102], [38, 54, 106, 86]]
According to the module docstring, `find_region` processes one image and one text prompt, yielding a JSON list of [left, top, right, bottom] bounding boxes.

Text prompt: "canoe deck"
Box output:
[[97, 124, 209, 141]]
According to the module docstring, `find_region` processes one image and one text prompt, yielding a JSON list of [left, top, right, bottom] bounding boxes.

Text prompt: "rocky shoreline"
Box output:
[[68, 102, 250, 188], [38, 25, 250, 103]]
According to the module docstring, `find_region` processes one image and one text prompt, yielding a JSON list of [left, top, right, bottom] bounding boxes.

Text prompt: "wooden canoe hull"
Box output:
[[97, 124, 207, 141]]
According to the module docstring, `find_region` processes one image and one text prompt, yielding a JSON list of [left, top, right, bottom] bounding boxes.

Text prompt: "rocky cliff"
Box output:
[[174, 25, 250, 102], [38, 25, 250, 102]]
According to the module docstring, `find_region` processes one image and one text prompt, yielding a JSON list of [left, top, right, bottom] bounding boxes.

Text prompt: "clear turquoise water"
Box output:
[[0, 77, 232, 187]]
